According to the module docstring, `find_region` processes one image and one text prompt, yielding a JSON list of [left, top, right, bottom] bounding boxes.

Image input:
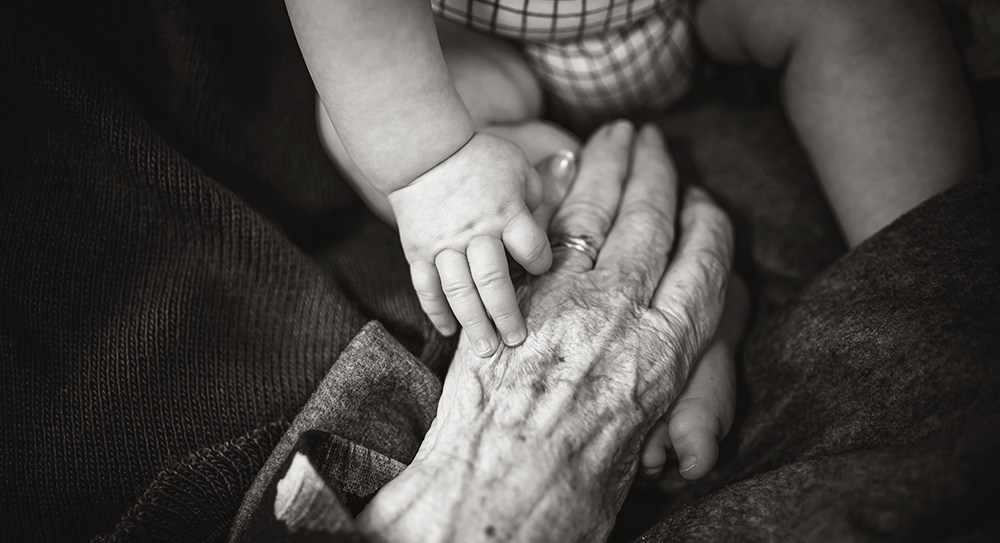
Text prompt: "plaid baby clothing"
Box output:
[[431, 0, 696, 122]]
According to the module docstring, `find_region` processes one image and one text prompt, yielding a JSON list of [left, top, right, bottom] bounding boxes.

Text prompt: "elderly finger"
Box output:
[[531, 150, 578, 229], [468, 236, 526, 347], [410, 261, 457, 336], [437, 250, 499, 358], [548, 120, 635, 257], [651, 187, 734, 355], [597, 124, 679, 300]]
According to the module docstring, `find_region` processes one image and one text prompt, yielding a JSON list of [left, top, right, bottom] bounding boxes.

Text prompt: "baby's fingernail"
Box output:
[[476, 339, 495, 357], [505, 330, 525, 346], [679, 455, 698, 473]]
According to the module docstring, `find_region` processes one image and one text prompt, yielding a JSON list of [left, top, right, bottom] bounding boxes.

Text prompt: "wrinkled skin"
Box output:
[[358, 122, 734, 543]]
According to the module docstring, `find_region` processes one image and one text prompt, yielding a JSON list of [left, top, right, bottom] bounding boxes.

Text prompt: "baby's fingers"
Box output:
[[666, 332, 736, 480], [667, 397, 724, 480], [503, 208, 551, 275], [640, 420, 671, 479], [411, 261, 457, 336], [641, 323, 738, 480], [437, 250, 499, 358], [468, 236, 526, 347]]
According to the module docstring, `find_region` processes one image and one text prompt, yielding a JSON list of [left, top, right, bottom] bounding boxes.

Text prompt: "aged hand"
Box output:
[[359, 121, 735, 542]]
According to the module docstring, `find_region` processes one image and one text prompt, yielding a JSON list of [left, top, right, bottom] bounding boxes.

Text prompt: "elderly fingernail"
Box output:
[[552, 150, 575, 176], [679, 455, 698, 473], [476, 339, 495, 357]]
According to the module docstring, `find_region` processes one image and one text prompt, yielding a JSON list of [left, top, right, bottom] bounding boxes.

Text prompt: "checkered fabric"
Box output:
[[431, 0, 696, 123]]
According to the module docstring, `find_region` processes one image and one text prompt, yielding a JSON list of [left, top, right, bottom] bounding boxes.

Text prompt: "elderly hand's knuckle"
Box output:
[[631, 266, 653, 288], [636, 221, 675, 257], [660, 302, 687, 340], [617, 267, 653, 297], [558, 200, 613, 231], [655, 301, 700, 353], [625, 201, 672, 231]]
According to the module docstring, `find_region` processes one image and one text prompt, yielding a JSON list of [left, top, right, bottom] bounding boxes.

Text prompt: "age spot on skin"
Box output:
[[531, 378, 547, 396]]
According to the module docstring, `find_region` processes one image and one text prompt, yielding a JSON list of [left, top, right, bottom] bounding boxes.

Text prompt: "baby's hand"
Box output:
[[388, 133, 549, 357]]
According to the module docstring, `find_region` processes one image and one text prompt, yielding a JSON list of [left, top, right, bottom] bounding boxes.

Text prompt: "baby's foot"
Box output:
[[641, 274, 748, 480]]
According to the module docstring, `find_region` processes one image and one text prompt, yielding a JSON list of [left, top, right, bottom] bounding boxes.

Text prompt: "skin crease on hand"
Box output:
[[356, 122, 737, 543], [316, 100, 744, 482]]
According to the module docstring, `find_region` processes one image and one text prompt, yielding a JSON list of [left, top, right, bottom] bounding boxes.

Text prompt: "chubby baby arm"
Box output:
[[389, 132, 552, 357], [287, 0, 476, 193]]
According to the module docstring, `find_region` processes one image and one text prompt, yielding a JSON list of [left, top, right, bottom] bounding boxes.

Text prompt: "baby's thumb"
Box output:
[[530, 149, 577, 228]]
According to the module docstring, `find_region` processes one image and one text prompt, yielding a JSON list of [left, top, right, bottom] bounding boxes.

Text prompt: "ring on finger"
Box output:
[[550, 234, 601, 267]]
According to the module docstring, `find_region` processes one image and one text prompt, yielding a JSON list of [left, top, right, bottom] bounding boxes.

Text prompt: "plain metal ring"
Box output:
[[550, 234, 600, 267]]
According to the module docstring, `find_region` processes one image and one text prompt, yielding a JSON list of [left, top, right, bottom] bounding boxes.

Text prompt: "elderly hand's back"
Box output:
[[356, 122, 739, 542]]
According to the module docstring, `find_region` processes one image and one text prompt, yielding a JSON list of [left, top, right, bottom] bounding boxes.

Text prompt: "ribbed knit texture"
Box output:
[[0, 1, 453, 540]]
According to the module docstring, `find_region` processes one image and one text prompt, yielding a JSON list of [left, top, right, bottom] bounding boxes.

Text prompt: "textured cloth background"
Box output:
[[1, 0, 998, 542], [0, 1, 454, 540], [227, 171, 1000, 542]]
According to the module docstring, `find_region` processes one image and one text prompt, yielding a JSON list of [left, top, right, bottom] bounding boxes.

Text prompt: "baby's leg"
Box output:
[[434, 18, 543, 128], [318, 17, 576, 224], [694, 0, 980, 245]]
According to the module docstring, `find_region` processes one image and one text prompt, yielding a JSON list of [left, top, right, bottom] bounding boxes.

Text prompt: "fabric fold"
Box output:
[[230, 321, 442, 542]]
